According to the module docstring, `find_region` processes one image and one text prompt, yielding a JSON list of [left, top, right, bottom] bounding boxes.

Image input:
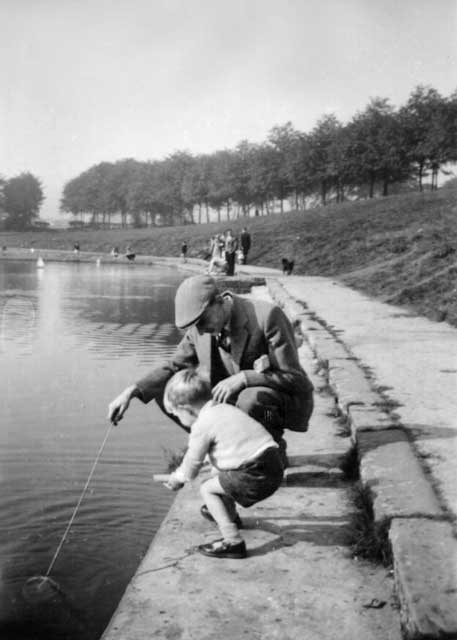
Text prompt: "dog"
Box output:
[[281, 258, 294, 275]]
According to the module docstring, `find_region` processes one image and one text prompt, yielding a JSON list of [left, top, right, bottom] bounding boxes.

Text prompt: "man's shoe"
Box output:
[[197, 538, 247, 559], [200, 504, 243, 528]]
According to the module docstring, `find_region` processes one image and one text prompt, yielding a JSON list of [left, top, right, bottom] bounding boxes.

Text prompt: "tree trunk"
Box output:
[[369, 174, 375, 198], [431, 166, 439, 191]]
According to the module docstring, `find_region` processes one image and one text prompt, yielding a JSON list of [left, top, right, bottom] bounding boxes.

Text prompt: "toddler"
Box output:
[[163, 368, 284, 559]]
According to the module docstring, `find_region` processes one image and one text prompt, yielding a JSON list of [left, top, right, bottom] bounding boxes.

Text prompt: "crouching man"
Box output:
[[107, 275, 314, 464]]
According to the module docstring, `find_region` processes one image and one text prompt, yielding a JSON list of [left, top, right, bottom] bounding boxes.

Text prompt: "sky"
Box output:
[[1, 0, 456, 220]]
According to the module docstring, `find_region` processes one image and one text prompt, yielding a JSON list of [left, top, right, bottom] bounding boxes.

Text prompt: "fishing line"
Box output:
[[23, 422, 115, 602]]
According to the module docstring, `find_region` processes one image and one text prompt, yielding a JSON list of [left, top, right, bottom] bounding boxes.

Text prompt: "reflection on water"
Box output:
[[0, 261, 188, 639]]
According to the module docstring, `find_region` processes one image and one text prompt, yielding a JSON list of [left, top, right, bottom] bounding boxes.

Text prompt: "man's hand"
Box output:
[[107, 384, 138, 425], [212, 373, 247, 403]]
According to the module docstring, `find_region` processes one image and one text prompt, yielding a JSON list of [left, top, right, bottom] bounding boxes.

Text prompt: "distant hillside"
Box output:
[[1, 189, 456, 327]]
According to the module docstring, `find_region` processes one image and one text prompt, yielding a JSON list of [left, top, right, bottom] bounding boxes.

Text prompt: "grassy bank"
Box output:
[[1, 189, 456, 326]]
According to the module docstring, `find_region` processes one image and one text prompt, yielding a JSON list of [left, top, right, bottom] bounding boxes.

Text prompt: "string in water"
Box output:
[[23, 423, 115, 603]]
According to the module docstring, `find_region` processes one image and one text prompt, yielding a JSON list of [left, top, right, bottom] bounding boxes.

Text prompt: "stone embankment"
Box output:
[[267, 276, 457, 640]]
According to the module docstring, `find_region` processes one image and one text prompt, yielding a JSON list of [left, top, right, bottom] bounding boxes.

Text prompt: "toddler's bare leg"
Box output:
[[200, 476, 242, 544]]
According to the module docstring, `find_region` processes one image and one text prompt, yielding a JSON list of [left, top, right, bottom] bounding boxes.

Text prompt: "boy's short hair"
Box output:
[[164, 368, 212, 413]]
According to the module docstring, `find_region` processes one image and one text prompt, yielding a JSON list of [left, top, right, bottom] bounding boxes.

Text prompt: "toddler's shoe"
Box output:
[[200, 504, 243, 528], [197, 538, 247, 559]]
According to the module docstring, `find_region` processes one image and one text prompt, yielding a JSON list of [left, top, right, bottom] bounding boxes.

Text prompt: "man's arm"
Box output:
[[107, 331, 199, 424], [108, 384, 142, 425], [243, 305, 312, 395]]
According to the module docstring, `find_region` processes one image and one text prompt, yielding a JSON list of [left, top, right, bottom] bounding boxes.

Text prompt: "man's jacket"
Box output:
[[135, 293, 313, 430]]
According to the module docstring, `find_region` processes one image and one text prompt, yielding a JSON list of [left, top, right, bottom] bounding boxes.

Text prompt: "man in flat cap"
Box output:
[[108, 275, 313, 463]]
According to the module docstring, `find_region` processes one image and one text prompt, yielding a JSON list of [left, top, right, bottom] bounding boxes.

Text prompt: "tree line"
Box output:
[[60, 85, 457, 228], [4, 84, 455, 231]]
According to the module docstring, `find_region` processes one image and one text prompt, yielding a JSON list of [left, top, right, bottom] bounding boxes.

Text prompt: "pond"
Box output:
[[0, 260, 189, 639]]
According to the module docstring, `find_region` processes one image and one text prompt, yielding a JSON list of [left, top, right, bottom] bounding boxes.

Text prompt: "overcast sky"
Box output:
[[1, 0, 456, 219]]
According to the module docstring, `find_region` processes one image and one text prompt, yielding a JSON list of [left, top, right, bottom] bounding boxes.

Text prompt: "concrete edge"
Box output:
[[265, 277, 457, 640]]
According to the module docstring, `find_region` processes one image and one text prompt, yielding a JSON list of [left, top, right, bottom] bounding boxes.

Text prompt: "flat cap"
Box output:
[[175, 275, 218, 329]]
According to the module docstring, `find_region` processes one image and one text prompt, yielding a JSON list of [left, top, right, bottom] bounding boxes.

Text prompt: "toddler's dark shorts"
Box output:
[[219, 446, 284, 508]]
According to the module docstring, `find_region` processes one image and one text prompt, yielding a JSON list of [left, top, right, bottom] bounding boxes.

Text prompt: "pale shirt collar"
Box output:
[[222, 293, 234, 334]]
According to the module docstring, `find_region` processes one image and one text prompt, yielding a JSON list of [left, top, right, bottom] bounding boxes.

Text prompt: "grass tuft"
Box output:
[[161, 446, 187, 472], [339, 443, 359, 480], [348, 482, 392, 566]]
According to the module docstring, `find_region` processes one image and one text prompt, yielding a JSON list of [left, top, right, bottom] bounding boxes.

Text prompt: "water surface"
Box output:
[[0, 260, 188, 639]]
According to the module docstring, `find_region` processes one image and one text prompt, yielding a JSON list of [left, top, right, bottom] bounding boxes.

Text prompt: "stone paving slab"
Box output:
[[357, 430, 443, 522], [348, 405, 396, 434], [327, 361, 386, 413], [389, 519, 457, 639]]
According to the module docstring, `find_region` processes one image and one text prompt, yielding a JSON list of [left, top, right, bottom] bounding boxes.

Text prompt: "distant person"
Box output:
[[224, 229, 238, 276], [281, 258, 294, 275], [208, 235, 218, 261], [207, 234, 226, 275], [73, 242, 80, 254], [163, 368, 284, 559], [240, 227, 251, 264], [111, 246, 119, 258], [180, 241, 188, 263], [125, 246, 136, 262]]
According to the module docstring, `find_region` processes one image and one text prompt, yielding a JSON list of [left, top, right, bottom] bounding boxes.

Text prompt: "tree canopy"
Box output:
[[3, 173, 45, 230]]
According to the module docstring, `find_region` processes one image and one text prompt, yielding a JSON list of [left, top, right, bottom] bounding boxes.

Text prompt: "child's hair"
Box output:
[[164, 368, 212, 414]]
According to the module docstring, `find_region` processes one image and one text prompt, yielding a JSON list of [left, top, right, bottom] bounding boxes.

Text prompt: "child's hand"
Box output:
[[165, 476, 185, 491]]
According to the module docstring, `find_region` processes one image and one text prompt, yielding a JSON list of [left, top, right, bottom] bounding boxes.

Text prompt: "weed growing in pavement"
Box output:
[[372, 398, 401, 412], [348, 482, 392, 566], [335, 413, 352, 437], [339, 443, 359, 480]]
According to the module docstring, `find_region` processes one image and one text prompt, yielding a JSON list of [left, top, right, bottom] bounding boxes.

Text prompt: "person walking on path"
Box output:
[[180, 241, 188, 263], [107, 275, 314, 462], [163, 368, 283, 558], [224, 229, 238, 276], [240, 227, 251, 264], [208, 234, 226, 274]]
